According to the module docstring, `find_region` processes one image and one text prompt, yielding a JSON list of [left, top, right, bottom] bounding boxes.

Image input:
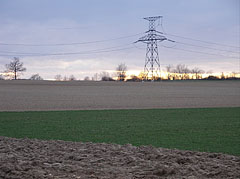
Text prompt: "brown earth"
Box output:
[[1, 81, 240, 178], [0, 136, 240, 179], [0, 80, 239, 111]]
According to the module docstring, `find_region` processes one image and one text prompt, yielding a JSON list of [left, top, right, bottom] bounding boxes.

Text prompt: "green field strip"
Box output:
[[0, 107, 239, 156]]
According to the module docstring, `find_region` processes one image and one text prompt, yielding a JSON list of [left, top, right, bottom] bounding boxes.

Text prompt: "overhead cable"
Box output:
[[0, 33, 144, 46], [0, 44, 136, 57], [163, 32, 240, 49], [161, 45, 239, 59]]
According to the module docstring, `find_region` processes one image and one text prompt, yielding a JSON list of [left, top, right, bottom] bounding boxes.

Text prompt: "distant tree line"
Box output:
[[29, 74, 43, 80], [54, 74, 76, 81], [1, 57, 239, 81], [165, 64, 204, 80], [126, 64, 239, 82]]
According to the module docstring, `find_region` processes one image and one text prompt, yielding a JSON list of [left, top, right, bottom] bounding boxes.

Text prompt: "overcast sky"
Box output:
[[0, 0, 239, 79]]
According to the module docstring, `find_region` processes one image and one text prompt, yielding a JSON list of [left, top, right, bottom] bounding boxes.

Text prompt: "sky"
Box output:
[[0, 0, 239, 80]]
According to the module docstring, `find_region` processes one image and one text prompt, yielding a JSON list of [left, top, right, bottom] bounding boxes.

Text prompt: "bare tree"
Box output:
[[99, 71, 114, 81], [99, 71, 110, 79], [175, 64, 190, 73], [84, 76, 90, 81], [231, 72, 237, 78], [128, 75, 141, 82], [206, 70, 213, 74], [5, 57, 26, 80], [0, 74, 4, 80], [29, 74, 43, 80], [69, 75, 76, 81], [116, 63, 127, 81], [191, 67, 204, 79], [138, 71, 147, 81], [166, 65, 173, 80], [63, 76, 68, 81], [92, 73, 99, 81], [221, 72, 225, 79], [173, 64, 190, 80], [54, 74, 62, 81], [102, 76, 114, 81]]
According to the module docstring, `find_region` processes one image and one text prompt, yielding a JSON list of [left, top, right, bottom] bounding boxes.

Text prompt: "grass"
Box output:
[[0, 107, 239, 156]]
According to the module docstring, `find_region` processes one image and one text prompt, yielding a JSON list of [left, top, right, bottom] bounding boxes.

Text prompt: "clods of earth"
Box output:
[[0, 136, 239, 179]]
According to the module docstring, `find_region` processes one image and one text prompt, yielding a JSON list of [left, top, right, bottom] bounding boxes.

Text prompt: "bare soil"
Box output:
[[1, 81, 240, 178], [0, 136, 239, 179], [0, 80, 239, 111]]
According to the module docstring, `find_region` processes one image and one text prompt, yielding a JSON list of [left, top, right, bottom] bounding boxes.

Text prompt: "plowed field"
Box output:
[[1, 80, 239, 178], [1, 137, 239, 179], [0, 80, 239, 111]]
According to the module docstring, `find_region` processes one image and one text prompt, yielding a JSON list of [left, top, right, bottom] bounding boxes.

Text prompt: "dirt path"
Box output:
[[0, 137, 239, 179], [0, 80, 239, 111]]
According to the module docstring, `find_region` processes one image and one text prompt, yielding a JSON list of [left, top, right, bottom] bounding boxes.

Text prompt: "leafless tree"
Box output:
[[63, 76, 68, 81], [116, 63, 127, 81], [98, 71, 113, 81], [138, 71, 147, 81], [191, 67, 204, 79], [231, 72, 237, 78], [99, 71, 110, 79], [29, 74, 43, 80], [221, 72, 225, 79], [92, 73, 100, 81], [166, 65, 173, 73], [0, 74, 4, 80], [174, 64, 190, 73], [166, 65, 174, 80], [206, 70, 213, 74], [69, 75, 76, 81], [102, 76, 114, 81], [84, 76, 90, 81], [5, 57, 26, 80], [173, 64, 190, 80], [54, 74, 62, 81], [128, 75, 141, 82]]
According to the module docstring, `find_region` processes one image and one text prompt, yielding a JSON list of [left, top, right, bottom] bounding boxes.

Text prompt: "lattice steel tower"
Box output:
[[136, 16, 167, 80]]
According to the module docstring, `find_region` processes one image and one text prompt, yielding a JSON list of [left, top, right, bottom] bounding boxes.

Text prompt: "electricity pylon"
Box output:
[[135, 16, 167, 80]]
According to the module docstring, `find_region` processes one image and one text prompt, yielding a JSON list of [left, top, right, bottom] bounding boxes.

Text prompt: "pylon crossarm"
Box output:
[[143, 16, 162, 21]]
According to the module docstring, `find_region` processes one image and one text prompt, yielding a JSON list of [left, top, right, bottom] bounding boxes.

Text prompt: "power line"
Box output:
[[161, 45, 239, 59], [0, 44, 136, 57], [174, 41, 240, 54], [0, 43, 132, 55], [0, 30, 238, 60], [0, 33, 144, 47], [163, 32, 240, 49], [1, 40, 238, 60]]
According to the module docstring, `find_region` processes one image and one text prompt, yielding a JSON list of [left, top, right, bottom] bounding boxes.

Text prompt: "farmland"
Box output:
[[0, 80, 239, 178], [0, 80, 239, 154], [0, 107, 239, 155], [0, 80, 239, 111]]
